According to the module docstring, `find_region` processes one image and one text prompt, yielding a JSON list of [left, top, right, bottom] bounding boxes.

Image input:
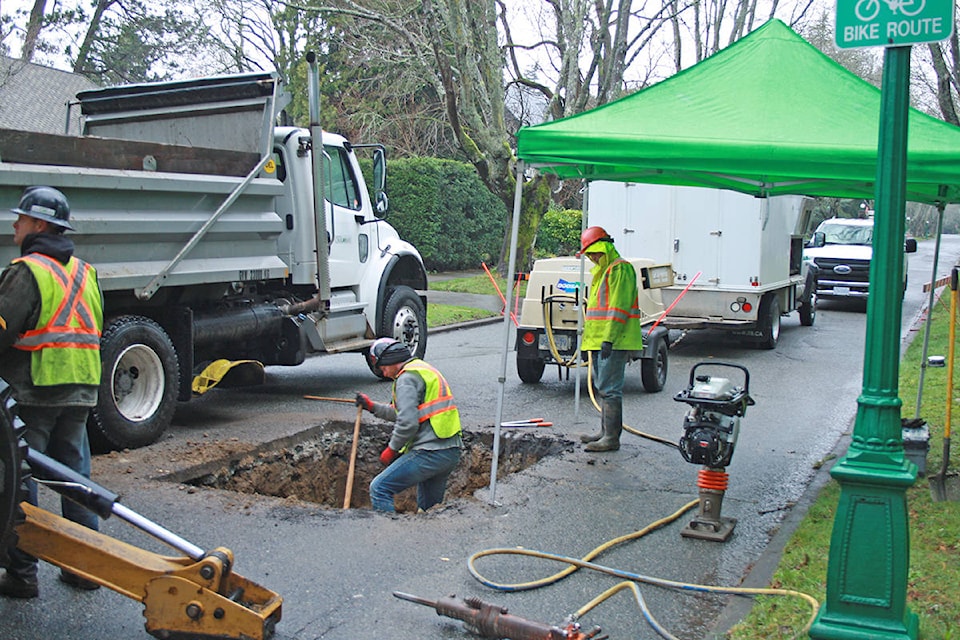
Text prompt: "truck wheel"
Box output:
[[90, 316, 180, 451], [517, 357, 546, 384], [640, 339, 669, 392], [756, 293, 781, 350], [380, 285, 427, 360], [0, 380, 26, 564], [800, 272, 817, 327]]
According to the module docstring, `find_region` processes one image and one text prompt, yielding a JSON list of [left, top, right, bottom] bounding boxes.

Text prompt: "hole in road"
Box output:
[[173, 422, 572, 513]]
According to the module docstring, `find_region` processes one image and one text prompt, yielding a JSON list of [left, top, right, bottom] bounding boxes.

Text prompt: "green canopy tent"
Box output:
[[515, 18, 960, 204], [485, 18, 960, 502]]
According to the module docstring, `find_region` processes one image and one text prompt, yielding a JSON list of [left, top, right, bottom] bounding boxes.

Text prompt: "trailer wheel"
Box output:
[[0, 380, 26, 565], [380, 285, 427, 360], [756, 293, 781, 350], [90, 316, 180, 451], [640, 338, 669, 392], [517, 357, 546, 384]]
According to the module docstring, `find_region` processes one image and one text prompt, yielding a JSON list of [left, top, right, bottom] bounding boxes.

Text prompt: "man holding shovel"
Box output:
[[355, 338, 462, 513]]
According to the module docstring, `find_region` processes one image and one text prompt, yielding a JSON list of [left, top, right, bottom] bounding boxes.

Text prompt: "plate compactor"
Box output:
[[674, 362, 755, 542]]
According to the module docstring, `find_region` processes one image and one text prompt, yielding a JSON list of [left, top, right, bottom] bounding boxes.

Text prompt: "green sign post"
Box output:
[[835, 0, 954, 48], [812, 4, 955, 640]]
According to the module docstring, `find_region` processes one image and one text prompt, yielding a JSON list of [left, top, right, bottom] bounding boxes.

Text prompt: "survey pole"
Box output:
[[809, 45, 918, 640]]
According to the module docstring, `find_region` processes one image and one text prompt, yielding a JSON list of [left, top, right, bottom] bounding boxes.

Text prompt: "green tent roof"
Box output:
[[516, 19, 960, 204]]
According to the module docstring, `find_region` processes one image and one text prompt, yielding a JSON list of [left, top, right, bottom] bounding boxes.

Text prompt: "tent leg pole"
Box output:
[[490, 161, 526, 505]]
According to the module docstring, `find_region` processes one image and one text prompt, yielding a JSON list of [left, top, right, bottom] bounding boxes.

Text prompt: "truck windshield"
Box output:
[[819, 222, 872, 246]]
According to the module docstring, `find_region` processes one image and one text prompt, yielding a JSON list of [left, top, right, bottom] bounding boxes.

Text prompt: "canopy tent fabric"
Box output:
[[516, 19, 960, 204]]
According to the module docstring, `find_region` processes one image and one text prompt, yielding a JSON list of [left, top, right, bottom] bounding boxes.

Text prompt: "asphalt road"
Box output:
[[3, 235, 959, 640]]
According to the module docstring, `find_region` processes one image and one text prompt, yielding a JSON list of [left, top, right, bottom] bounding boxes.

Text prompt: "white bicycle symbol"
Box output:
[[855, 0, 927, 21]]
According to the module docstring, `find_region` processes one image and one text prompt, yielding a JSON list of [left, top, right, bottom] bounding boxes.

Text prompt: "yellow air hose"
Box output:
[[541, 296, 678, 449], [468, 500, 820, 639]]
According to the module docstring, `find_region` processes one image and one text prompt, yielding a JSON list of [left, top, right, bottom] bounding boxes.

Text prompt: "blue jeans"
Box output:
[[369, 447, 461, 513], [593, 350, 628, 402], [6, 405, 98, 580]]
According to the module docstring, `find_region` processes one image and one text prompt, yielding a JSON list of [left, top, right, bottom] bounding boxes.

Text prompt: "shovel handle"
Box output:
[[344, 406, 363, 509], [304, 395, 355, 404]]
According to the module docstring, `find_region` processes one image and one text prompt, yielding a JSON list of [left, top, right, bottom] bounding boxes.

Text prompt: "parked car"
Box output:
[[803, 217, 917, 299]]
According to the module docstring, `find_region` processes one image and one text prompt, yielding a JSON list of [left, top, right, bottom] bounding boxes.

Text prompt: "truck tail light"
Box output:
[[521, 331, 537, 346]]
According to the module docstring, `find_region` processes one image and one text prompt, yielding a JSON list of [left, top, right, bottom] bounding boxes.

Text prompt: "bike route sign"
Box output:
[[835, 0, 955, 48]]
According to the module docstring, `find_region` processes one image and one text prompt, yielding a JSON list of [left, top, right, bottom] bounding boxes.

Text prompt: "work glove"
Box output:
[[380, 446, 399, 465], [600, 341, 613, 360], [355, 392, 374, 412]]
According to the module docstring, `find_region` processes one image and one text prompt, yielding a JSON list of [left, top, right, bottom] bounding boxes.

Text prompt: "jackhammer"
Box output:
[[393, 592, 606, 640], [674, 362, 754, 542]]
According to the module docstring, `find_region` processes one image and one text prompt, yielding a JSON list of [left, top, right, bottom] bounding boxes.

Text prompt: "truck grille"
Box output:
[[813, 257, 870, 285]]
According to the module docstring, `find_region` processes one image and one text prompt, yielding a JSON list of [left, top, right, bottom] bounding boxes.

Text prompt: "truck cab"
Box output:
[[803, 217, 917, 299]]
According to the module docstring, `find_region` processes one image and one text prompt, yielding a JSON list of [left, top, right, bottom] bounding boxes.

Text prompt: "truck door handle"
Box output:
[[710, 230, 722, 236], [673, 239, 679, 252]]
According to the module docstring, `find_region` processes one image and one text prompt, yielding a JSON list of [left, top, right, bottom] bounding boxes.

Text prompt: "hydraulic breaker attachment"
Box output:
[[15, 448, 282, 640], [394, 592, 604, 640]]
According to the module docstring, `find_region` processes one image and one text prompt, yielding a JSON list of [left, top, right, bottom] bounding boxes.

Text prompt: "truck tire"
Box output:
[[90, 316, 180, 451], [0, 380, 26, 564], [380, 285, 427, 360], [800, 271, 817, 327], [640, 338, 669, 392], [517, 357, 546, 384], [756, 293, 781, 350]]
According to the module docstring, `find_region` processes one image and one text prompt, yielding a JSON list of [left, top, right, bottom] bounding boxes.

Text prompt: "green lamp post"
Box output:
[[808, 45, 919, 640]]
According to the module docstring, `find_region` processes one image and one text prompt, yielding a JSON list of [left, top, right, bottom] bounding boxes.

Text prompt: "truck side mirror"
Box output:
[[809, 231, 825, 248], [904, 237, 918, 253], [372, 148, 388, 215]]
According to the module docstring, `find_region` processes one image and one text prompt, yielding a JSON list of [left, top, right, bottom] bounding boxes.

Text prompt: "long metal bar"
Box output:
[[913, 199, 946, 416], [112, 503, 205, 560]]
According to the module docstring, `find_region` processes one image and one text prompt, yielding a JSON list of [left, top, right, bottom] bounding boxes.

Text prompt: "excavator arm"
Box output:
[[0, 379, 282, 640]]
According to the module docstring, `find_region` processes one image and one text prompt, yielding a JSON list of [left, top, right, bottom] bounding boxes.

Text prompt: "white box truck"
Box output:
[[586, 182, 816, 348], [0, 68, 428, 450]]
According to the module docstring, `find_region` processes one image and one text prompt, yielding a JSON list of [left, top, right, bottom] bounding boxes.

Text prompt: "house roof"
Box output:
[[0, 56, 98, 135]]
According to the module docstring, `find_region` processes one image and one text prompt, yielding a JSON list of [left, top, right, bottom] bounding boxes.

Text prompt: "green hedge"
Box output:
[[383, 157, 507, 271], [535, 206, 582, 258]]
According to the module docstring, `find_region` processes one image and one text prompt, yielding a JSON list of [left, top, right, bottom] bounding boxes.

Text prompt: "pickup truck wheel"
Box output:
[[756, 293, 781, 350], [640, 338, 669, 392], [800, 272, 817, 327], [380, 285, 427, 360], [90, 316, 180, 451], [517, 357, 546, 384], [0, 380, 26, 564]]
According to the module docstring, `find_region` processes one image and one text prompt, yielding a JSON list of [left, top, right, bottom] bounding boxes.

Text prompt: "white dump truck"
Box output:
[[587, 182, 816, 349], [0, 67, 428, 450]]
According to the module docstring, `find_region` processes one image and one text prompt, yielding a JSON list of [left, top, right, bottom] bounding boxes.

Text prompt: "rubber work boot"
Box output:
[[0, 571, 39, 599], [60, 570, 100, 591], [585, 399, 622, 452], [579, 404, 605, 443]]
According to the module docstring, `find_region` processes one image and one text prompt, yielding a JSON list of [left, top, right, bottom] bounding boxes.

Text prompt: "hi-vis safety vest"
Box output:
[[392, 359, 461, 440], [581, 244, 645, 352], [12, 253, 103, 386]]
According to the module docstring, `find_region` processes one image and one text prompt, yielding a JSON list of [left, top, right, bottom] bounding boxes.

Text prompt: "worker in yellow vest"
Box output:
[[0, 186, 104, 598], [578, 226, 644, 452], [356, 338, 463, 513]]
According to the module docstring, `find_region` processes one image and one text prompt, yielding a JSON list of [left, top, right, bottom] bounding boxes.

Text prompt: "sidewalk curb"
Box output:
[[428, 314, 506, 335]]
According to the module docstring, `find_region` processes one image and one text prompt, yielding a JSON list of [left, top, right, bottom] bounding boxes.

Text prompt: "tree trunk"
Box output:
[[21, 0, 48, 62]]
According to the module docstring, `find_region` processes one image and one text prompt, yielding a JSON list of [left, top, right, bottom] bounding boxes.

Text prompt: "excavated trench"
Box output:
[[175, 421, 572, 513]]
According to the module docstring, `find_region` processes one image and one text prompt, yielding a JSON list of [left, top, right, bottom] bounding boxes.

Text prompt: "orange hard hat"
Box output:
[[577, 226, 612, 256]]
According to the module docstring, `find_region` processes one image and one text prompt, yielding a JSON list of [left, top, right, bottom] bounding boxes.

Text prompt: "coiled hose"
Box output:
[[468, 500, 819, 639]]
